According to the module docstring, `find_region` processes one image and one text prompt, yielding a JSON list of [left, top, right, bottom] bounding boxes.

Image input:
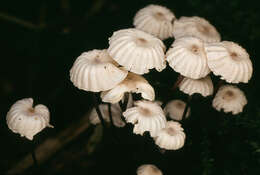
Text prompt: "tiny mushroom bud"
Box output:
[[166, 36, 210, 79], [6, 98, 53, 140], [173, 16, 221, 43], [164, 100, 190, 121], [212, 85, 247, 115], [137, 164, 163, 175], [108, 28, 166, 75], [134, 4, 176, 40], [70, 49, 128, 92]]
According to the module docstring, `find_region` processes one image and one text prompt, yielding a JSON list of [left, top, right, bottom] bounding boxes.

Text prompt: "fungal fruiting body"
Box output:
[[212, 85, 247, 115], [137, 164, 163, 175], [70, 49, 128, 92], [205, 41, 253, 83], [173, 16, 221, 43], [179, 75, 214, 97], [123, 100, 166, 137], [6, 98, 53, 140], [89, 103, 125, 127], [101, 72, 155, 104], [166, 36, 210, 79], [108, 28, 166, 75], [164, 100, 190, 121], [134, 4, 175, 40], [154, 121, 185, 150]]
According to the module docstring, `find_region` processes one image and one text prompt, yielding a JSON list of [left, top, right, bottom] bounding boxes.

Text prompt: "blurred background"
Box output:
[[0, 0, 260, 174]]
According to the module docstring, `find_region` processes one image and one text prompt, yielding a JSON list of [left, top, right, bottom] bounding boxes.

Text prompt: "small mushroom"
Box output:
[[164, 100, 190, 121], [137, 164, 163, 175]]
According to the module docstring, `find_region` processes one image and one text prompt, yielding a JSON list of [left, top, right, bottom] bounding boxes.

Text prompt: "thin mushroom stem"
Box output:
[[118, 93, 129, 123], [213, 79, 225, 96], [92, 93, 106, 129], [171, 74, 184, 92], [108, 103, 115, 127], [31, 149, 38, 167], [182, 95, 192, 121]]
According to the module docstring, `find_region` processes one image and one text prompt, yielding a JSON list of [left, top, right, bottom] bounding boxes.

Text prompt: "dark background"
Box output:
[[0, 0, 260, 175]]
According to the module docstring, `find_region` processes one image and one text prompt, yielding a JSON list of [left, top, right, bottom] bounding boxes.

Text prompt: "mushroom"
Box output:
[[123, 100, 166, 137], [101, 72, 155, 104], [6, 98, 53, 140], [154, 121, 186, 150], [205, 41, 253, 83], [134, 4, 176, 40], [173, 16, 221, 43], [137, 164, 163, 175], [164, 100, 190, 121], [70, 49, 128, 92], [166, 36, 210, 79], [178, 75, 214, 97], [108, 28, 166, 74], [212, 85, 247, 115]]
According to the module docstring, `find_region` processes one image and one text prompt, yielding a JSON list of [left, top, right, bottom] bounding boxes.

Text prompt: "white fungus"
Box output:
[[137, 164, 163, 175], [134, 4, 175, 40], [108, 28, 166, 75], [166, 36, 210, 79], [179, 75, 214, 97], [6, 98, 53, 140], [164, 100, 190, 121], [154, 121, 185, 150], [70, 49, 128, 92], [101, 72, 155, 104], [173, 16, 221, 43], [212, 85, 247, 115], [205, 41, 253, 83], [123, 100, 166, 137]]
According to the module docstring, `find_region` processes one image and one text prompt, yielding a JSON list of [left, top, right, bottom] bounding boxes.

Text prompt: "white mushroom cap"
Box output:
[[173, 16, 221, 43], [6, 98, 53, 140], [166, 36, 210, 79], [123, 100, 166, 137], [164, 100, 190, 121], [100, 72, 155, 104], [70, 49, 128, 92], [137, 164, 163, 175], [89, 103, 125, 127], [154, 121, 185, 150], [108, 28, 166, 75], [134, 4, 175, 40], [212, 85, 247, 115], [179, 75, 214, 97], [205, 41, 253, 83]]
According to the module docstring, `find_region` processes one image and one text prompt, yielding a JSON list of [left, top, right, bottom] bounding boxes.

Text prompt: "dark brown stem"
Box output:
[[31, 149, 38, 167], [108, 103, 115, 127], [171, 74, 184, 92], [213, 79, 225, 96], [92, 93, 106, 129]]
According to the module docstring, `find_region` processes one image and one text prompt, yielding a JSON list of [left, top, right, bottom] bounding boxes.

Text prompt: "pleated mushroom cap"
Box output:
[[134, 4, 175, 40], [205, 41, 253, 83], [173, 16, 221, 43], [89, 103, 125, 127], [101, 72, 155, 104], [212, 85, 247, 115], [6, 98, 53, 140], [154, 121, 185, 150], [123, 100, 166, 137], [166, 36, 210, 79], [164, 100, 190, 121], [108, 28, 166, 74], [179, 75, 214, 97], [137, 164, 163, 175], [70, 49, 128, 92]]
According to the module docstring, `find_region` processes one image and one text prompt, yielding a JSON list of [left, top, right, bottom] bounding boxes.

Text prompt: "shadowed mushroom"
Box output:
[[6, 98, 53, 140], [164, 100, 190, 121], [205, 41, 253, 83], [123, 100, 166, 137], [212, 85, 247, 115], [179, 75, 214, 97], [108, 28, 166, 74], [173, 16, 221, 43], [154, 121, 185, 150], [166, 36, 210, 79], [134, 4, 176, 40], [137, 164, 163, 175], [101, 72, 155, 104], [70, 49, 128, 92]]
